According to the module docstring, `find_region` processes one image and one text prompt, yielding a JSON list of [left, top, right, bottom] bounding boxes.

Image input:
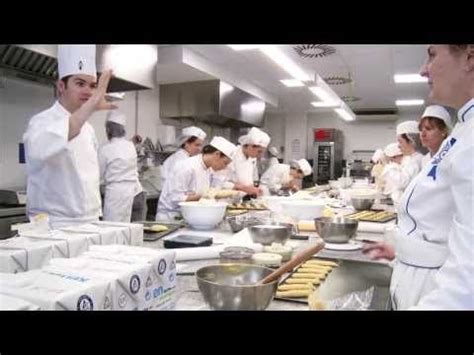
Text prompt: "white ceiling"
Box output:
[[158, 44, 430, 115]]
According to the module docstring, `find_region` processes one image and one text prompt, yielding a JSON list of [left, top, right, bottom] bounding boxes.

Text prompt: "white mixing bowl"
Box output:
[[179, 201, 228, 230]]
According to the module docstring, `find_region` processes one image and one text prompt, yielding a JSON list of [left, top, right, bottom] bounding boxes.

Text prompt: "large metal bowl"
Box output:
[[196, 264, 278, 310], [351, 197, 375, 211], [314, 216, 359, 244], [248, 223, 293, 245]]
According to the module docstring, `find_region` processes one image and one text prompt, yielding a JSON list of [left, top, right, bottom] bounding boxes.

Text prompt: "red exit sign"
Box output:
[[314, 129, 334, 141]]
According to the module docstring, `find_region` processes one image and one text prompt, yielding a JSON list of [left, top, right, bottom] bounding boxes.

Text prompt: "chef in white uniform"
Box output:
[[418, 105, 452, 167], [23, 45, 116, 229], [267, 146, 280, 167], [156, 137, 237, 221], [161, 126, 207, 187], [98, 111, 143, 222], [260, 159, 312, 195], [381, 121, 425, 207], [370, 149, 387, 192], [217, 127, 270, 196], [380, 143, 404, 203], [363, 44, 474, 310]]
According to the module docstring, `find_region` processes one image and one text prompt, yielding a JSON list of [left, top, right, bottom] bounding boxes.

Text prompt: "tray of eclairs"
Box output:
[[345, 210, 397, 223], [226, 201, 268, 211], [274, 258, 339, 303]]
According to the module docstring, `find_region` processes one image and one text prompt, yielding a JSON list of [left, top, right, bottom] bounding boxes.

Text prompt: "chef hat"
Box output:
[[210, 136, 237, 159], [384, 143, 403, 157], [106, 111, 126, 126], [371, 149, 385, 163], [295, 159, 312, 176], [58, 45, 97, 80], [396, 121, 419, 136], [178, 126, 207, 146], [238, 127, 271, 148], [268, 146, 279, 157], [421, 105, 452, 129]]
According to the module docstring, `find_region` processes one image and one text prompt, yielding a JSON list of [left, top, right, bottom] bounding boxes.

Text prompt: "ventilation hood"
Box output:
[[0, 45, 156, 92], [159, 80, 266, 128]]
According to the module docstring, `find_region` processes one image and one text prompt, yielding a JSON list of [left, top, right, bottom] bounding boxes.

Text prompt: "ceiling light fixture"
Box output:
[[280, 79, 305, 87], [334, 107, 356, 121], [259, 45, 312, 82], [309, 86, 335, 102], [396, 99, 425, 106], [311, 101, 340, 108], [394, 74, 428, 83], [227, 45, 262, 51]]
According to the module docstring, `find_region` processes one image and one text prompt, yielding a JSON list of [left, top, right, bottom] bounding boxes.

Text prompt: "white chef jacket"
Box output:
[[160, 148, 189, 187], [98, 137, 143, 222], [225, 145, 257, 188], [268, 157, 279, 167], [260, 163, 292, 195], [421, 152, 432, 168], [381, 152, 424, 206], [156, 154, 211, 220], [23, 101, 101, 229], [390, 98, 474, 310]]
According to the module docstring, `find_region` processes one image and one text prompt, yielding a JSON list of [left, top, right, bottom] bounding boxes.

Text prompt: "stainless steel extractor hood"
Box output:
[[0, 45, 156, 92], [159, 80, 266, 128]]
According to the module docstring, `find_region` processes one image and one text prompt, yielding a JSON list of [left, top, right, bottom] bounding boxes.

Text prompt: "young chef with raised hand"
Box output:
[[23, 45, 116, 229]]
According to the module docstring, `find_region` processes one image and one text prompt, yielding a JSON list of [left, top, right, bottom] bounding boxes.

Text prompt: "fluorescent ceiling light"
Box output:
[[228, 45, 261, 51], [396, 99, 425, 106], [280, 79, 305, 87], [311, 101, 340, 108], [334, 108, 356, 121], [394, 74, 428, 83], [309, 86, 335, 102], [259, 45, 311, 81]]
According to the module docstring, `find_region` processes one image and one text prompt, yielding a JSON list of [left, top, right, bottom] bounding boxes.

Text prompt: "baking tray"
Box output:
[[274, 257, 340, 304], [227, 202, 268, 211], [274, 258, 392, 309], [345, 210, 397, 223], [140, 221, 183, 242]]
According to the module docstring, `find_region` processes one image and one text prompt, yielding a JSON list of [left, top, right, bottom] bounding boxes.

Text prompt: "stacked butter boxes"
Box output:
[[0, 221, 144, 274], [0, 246, 177, 311]]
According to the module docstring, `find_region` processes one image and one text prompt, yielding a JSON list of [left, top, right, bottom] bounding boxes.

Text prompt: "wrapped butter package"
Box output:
[[92, 221, 143, 246], [86, 245, 177, 310], [0, 237, 55, 273], [60, 224, 119, 245], [19, 230, 90, 258], [0, 293, 41, 310], [0, 267, 111, 310], [48, 257, 151, 310]]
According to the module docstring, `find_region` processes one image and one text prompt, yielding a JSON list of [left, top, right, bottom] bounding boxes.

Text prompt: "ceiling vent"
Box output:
[[324, 76, 352, 85], [354, 109, 399, 122], [293, 45, 336, 59]]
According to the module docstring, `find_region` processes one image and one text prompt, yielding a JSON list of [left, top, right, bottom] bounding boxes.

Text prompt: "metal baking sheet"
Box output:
[[227, 202, 268, 211], [274, 258, 392, 309], [274, 257, 340, 304], [345, 210, 397, 223], [140, 221, 183, 242]]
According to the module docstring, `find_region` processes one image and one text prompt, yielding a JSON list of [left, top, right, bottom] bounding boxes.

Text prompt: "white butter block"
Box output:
[[49, 257, 151, 310], [85, 246, 176, 310], [0, 266, 111, 310], [0, 237, 54, 273]]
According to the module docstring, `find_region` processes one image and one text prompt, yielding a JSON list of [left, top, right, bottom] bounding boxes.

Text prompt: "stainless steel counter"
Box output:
[[144, 223, 393, 311]]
